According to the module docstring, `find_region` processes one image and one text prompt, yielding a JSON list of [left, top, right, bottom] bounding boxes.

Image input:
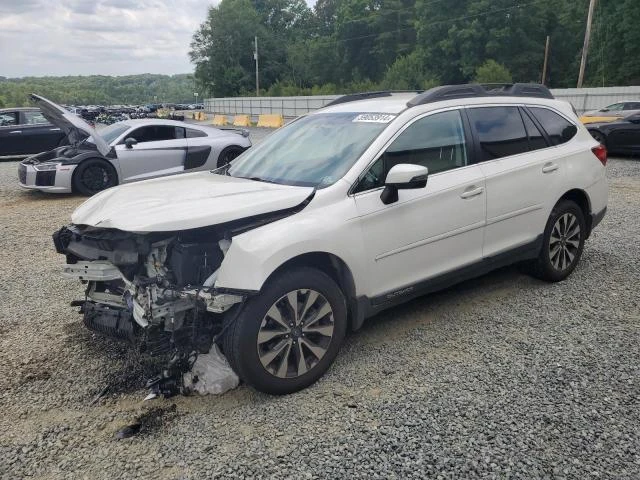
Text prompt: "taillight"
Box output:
[[591, 144, 607, 166]]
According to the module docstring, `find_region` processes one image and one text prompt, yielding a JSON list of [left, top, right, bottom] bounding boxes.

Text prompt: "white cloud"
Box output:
[[0, 0, 217, 77]]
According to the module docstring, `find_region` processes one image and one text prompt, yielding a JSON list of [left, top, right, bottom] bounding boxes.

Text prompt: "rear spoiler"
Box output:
[[218, 127, 250, 138]]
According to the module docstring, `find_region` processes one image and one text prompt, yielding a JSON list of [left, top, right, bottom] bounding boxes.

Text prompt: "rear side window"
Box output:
[[521, 109, 548, 151], [467, 107, 529, 162], [529, 107, 577, 146], [23, 111, 49, 125], [186, 128, 207, 138]]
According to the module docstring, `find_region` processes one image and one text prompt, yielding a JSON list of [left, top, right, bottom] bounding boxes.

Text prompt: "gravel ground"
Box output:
[[0, 145, 638, 479]]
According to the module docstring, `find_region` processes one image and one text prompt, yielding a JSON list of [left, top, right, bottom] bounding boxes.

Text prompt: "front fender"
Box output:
[[214, 199, 369, 296]]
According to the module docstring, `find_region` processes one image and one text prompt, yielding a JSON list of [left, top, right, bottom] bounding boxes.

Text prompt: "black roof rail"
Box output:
[[407, 83, 553, 107], [324, 90, 423, 107]]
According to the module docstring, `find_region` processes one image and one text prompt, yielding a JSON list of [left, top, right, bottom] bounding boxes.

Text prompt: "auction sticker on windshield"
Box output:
[[352, 113, 396, 123]]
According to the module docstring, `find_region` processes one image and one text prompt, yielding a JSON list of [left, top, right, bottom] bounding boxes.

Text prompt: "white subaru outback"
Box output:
[[54, 84, 608, 395]]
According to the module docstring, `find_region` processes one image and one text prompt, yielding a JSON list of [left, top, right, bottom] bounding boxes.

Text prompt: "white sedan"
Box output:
[[19, 95, 252, 195]]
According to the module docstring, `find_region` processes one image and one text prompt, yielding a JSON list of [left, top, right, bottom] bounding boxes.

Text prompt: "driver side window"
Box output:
[[126, 125, 181, 143], [354, 109, 468, 193]]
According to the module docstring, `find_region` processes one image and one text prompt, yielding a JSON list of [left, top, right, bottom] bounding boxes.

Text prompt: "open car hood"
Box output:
[[30, 94, 110, 156], [71, 172, 315, 232]]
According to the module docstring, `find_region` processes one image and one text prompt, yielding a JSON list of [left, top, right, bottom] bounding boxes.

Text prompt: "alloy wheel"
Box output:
[[549, 212, 581, 271], [257, 289, 335, 379], [82, 165, 113, 192]]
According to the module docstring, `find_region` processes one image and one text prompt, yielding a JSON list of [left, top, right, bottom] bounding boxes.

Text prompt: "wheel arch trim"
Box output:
[[557, 188, 593, 236]]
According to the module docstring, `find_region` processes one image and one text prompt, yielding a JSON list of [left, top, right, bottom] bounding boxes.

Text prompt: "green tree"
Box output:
[[380, 52, 436, 90], [474, 59, 512, 83]]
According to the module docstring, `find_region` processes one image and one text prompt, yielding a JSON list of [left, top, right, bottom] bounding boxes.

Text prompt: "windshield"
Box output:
[[227, 112, 393, 188], [88, 123, 129, 146]]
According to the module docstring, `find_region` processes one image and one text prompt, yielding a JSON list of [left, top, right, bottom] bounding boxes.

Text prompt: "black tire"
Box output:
[[72, 158, 118, 196], [223, 267, 347, 395], [589, 130, 607, 147], [217, 146, 244, 168], [526, 199, 586, 282]]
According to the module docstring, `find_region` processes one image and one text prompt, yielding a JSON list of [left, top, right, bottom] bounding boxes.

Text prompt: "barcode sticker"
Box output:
[[352, 113, 396, 123]]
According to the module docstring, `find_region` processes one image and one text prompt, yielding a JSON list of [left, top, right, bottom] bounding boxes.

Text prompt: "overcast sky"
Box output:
[[0, 0, 221, 77]]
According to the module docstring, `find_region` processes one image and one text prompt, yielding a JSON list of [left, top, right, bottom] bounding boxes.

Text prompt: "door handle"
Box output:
[[9, 130, 22, 134], [49, 128, 61, 131], [542, 163, 558, 173], [460, 186, 484, 199]]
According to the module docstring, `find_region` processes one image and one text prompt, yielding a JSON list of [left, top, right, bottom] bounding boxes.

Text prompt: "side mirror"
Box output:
[[380, 164, 429, 205], [600, 108, 609, 112], [124, 137, 137, 149]]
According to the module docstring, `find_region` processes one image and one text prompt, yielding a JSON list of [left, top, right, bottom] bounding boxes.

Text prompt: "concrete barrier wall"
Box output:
[[205, 87, 640, 117], [204, 95, 340, 118], [550, 86, 640, 114]]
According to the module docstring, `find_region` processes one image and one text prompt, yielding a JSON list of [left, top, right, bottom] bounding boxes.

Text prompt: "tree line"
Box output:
[[0, 74, 198, 108], [189, 0, 640, 97]]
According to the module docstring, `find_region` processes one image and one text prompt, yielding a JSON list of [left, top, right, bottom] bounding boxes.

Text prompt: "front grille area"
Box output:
[[18, 164, 27, 184], [35, 170, 56, 186]]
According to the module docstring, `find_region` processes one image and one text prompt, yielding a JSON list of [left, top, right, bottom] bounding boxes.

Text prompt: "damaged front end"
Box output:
[[53, 223, 246, 396]]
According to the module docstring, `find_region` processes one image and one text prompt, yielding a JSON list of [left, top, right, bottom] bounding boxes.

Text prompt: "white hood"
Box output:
[[30, 94, 111, 156], [72, 171, 314, 232]]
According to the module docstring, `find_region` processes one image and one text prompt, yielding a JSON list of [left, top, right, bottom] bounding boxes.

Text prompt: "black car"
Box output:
[[0, 107, 68, 158], [588, 113, 640, 156]]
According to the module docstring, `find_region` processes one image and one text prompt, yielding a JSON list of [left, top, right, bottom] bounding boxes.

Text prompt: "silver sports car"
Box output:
[[19, 94, 252, 195]]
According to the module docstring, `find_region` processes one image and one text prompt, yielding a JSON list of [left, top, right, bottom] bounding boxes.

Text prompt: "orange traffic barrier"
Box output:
[[212, 114, 228, 126], [257, 114, 285, 128], [233, 114, 251, 127]]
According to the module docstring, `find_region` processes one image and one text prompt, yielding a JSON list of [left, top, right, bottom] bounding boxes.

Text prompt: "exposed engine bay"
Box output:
[[53, 223, 247, 396]]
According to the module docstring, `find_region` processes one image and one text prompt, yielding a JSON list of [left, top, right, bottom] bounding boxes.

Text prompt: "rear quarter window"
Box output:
[[186, 128, 207, 138], [529, 107, 577, 146]]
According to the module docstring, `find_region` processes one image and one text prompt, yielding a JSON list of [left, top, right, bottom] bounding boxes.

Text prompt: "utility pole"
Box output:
[[577, 0, 597, 88], [541, 36, 550, 85], [254, 36, 259, 97]]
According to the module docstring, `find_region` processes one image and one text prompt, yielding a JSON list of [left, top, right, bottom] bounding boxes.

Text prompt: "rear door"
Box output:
[[115, 125, 187, 182], [467, 105, 569, 257], [0, 111, 21, 156], [19, 110, 65, 153]]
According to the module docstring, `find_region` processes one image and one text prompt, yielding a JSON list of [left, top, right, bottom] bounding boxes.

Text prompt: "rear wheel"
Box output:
[[217, 146, 244, 168], [526, 200, 586, 282], [223, 267, 347, 394], [72, 158, 118, 196]]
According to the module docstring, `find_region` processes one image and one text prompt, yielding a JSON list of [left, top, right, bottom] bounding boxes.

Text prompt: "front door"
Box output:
[[115, 125, 187, 182], [353, 109, 486, 301], [607, 120, 640, 153]]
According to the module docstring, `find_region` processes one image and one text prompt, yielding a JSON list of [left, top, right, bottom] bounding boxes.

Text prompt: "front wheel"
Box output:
[[223, 267, 347, 394], [526, 199, 586, 282], [72, 159, 118, 196]]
